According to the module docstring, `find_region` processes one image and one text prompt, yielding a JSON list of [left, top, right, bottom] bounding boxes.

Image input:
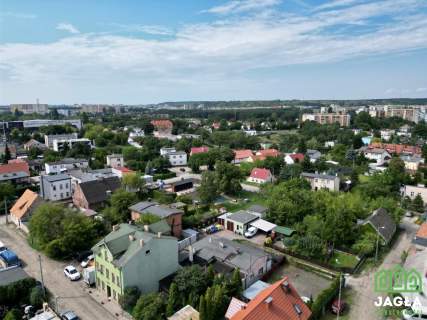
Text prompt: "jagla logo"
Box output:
[[373, 265, 423, 310]]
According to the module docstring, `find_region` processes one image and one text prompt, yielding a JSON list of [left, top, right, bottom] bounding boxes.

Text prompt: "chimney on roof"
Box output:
[[112, 225, 120, 231], [282, 280, 290, 293], [157, 232, 162, 238], [144, 225, 149, 232], [129, 234, 135, 241], [264, 296, 273, 308], [139, 239, 144, 247]]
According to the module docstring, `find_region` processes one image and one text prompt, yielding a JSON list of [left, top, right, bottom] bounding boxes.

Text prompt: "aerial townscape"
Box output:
[[1, 1, 427, 320]]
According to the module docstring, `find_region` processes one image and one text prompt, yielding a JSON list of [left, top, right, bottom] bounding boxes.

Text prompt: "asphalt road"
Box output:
[[347, 217, 419, 320], [0, 222, 116, 320]]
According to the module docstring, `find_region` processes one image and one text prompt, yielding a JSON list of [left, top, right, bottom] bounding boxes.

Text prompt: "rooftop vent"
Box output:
[[282, 280, 290, 293], [139, 239, 144, 247], [112, 225, 120, 231], [264, 296, 273, 305], [293, 304, 302, 315], [129, 234, 135, 241], [144, 225, 149, 232]]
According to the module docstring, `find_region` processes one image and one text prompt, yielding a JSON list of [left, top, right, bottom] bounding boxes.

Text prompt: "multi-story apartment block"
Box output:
[[10, 104, 49, 115], [301, 112, 351, 127], [40, 174, 72, 201], [91, 224, 179, 302], [52, 138, 91, 152], [45, 158, 89, 174]]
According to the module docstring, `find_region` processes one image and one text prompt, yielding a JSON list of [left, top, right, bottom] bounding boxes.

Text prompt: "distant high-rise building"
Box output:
[[301, 112, 351, 127], [10, 103, 49, 115]]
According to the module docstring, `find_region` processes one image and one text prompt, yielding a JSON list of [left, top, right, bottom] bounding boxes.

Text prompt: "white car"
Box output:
[[64, 265, 81, 281], [80, 254, 94, 268], [244, 226, 258, 238]]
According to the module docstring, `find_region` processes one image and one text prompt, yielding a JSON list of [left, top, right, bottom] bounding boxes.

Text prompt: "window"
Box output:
[[102, 281, 105, 291], [111, 274, 115, 284], [106, 269, 109, 279], [60, 184, 63, 190], [66, 192, 69, 197], [113, 290, 117, 300], [53, 186, 56, 191], [60, 193, 63, 198], [116, 276, 121, 287]]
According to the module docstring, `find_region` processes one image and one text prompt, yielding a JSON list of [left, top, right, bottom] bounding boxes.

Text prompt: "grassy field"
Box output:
[[328, 251, 359, 269], [222, 190, 268, 212]]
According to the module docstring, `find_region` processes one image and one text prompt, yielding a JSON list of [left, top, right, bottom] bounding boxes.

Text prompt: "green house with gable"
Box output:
[[91, 223, 179, 302]]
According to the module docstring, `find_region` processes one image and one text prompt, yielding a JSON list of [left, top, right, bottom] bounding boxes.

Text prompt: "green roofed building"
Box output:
[[91, 223, 179, 303]]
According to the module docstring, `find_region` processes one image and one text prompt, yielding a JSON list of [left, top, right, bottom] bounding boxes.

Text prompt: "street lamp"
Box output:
[[375, 226, 386, 263]]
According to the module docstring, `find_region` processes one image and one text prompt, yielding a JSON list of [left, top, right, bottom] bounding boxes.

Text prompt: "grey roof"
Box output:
[[306, 149, 321, 158], [227, 211, 259, 224], [68, 169, 96, 182], [48, 158, 88, 165], [42, 173, 70, 182], [247, 204, 267, 214], [364, 208, 396, 243], [168, 151, 187, 156], [0, 266, 30, 286], [301, 172, 338, 180], [192, 236, 270, 274], [129, 201, 183, 218]]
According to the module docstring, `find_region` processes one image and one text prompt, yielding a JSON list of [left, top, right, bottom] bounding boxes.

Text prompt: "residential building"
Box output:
[[111, 166, 135, 179], [0, 161, 30, 184], [163, 176, 195, 193], [400, 154, 424, 172], [217, 210, 259, 235], [0, 144, 17, 159], [233, 150, 253, 164], [106, 154, 124, 168], [44, 133, 78, 148], [40, 174, 72, 201], [301, 112, 351, 127], [247, 168, 273, 184], [52, 138, 91, 152], [225, 277, 311, 320], [380, 129, 395, 141], [23, 139, 47, 151], [301, 172, 340, 192], [130, 201, 184, 237], [362, 208, 396, 245], [402, 184, 427, 203], [10, 189, 44, 233], [166, 151, 187, 166], [91, 224, 179, 301], [45, 158, 89, 174], [190, 146, 209, 156], [413, 222, 427, 247], [151, 119, 173, 135], [306, 149, 321, 163], [73, 177, 121, 210], [402, 250, 427, 317], [256, 149, 280, 158], [247, 204, 268, 218], [368, 143, 421, 156], [10, 103, 49, 115], [168, 305, 199, 320], [191, 236, 272, 288], [284, 153, 304, 165], [2, 119, 82, 131], [363, 148, 391, 165], [160, 147, 176, 156]]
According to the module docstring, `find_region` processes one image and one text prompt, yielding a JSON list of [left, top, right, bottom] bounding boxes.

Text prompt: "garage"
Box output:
[[250, 219, 277, 233]]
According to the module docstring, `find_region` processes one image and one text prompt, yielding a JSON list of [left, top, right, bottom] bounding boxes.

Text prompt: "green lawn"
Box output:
[[328, 251, 359, 269], [358, 174, 370, 183], [222, 191, 268, 212]]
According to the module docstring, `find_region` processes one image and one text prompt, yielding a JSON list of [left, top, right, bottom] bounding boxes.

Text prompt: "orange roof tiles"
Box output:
[[230, 277, 311, 320], [10, 189, 40, 219], [0, 162, 30, 175], [257, 149, 280, 158], [369, 143, 421, 156], [234, 150, 253, 160], [416, 223, 427, 239], [150, 119, 173, 129], [250, 168, 271, 181]]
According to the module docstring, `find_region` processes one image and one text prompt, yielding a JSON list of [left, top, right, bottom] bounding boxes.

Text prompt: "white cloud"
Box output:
[[56, 23, 80, 34], [203, 0, 281, 15], [1, 0, 427, 102], [110, 24, 173, 36], [416, 87, 427, 92]]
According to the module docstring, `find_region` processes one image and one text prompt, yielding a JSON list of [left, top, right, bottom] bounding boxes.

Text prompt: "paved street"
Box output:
[[0, 221, 118, 320], [347, 217, 419, 320]]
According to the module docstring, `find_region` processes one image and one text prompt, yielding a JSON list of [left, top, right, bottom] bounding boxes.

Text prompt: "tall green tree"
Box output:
[[412, 194, 425, 213]]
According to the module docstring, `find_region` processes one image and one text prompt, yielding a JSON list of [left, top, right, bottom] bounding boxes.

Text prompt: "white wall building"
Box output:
[[40, 174, 72, 201], [301, 172, 340, 192], [402, 184, 427, 203], [166, 151, 187, 166], [106, 154, 124, 168], [44, 133, 78, 148], [45, 158, 89, 174], [52, 138, 92, 152]]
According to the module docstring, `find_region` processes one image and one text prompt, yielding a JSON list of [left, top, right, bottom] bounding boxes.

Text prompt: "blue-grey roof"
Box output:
[[42, 173, 70, 182], [227, 211, 258, 224], [301, 172, 337, 180], [129, 201, 183, 218]]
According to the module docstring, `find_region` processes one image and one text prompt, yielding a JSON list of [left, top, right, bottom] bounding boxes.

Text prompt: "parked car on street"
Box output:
[[80, 254, 94, 268], [64, 266, 81, 281], [244, 226, 258, 238], [61, 310, 79, 320]]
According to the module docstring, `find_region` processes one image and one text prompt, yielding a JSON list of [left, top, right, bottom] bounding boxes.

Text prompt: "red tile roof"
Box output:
[[289, 153, 305, 162], [0, 162, 30, 176], [150, 119, 173, 129], [234, 149, 253, 160], [190, 146, 209, 155], [115, 166, 134, 173], [250, 168, 271, 181], [369, 143, 421, 156], [230, 277, 311, 320], [416, 223, 427, 239], [257, 149, 280, 158]]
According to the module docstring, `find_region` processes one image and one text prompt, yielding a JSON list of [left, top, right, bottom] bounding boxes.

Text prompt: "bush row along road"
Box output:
[[0, 221, 116, 320]]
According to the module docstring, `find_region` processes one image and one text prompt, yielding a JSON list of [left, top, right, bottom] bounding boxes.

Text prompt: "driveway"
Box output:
[[346, 217, 419, 320], [241, 183, 260, 193], [0, 222, 118, 320]]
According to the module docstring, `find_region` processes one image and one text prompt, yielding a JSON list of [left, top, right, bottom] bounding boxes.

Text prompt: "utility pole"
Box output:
[[336, 274, 342, 320], [4, 197, 7, 224], [38, 255, 46, 298]]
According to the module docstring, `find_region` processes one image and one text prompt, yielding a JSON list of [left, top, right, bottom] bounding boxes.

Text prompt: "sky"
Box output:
[[0, 0, 426, 104]]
